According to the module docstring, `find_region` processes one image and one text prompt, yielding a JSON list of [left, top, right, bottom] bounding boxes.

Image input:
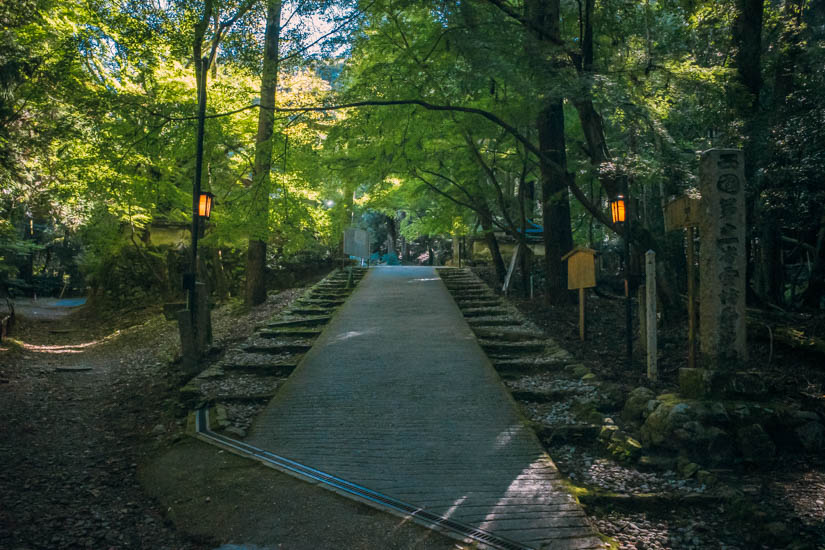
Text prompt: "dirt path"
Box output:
[[0, 301, 207, 549]]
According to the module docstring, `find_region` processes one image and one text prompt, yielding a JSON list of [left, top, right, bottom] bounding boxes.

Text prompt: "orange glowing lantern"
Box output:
[[198, 191, 214, 219], [610, 195, 626, 224]]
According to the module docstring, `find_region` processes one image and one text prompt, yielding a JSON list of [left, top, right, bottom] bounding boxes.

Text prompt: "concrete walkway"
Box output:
[[246, 266, 602, 549]]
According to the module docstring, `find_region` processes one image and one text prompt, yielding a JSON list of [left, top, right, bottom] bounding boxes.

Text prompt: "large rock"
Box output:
[[737, 423, 775, 462], [640, 395, 705, 449], [705, 427, 737, 465], [622, 386, 656, 423], [795, 421, 825, 452]]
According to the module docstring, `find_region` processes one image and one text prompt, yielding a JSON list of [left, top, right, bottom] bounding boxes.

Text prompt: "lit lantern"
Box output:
[[198, 191, 214, 219], [610, 194, 626, 224]]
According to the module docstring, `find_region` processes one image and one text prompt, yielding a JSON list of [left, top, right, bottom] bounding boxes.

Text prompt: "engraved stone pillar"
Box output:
[[698, 149, 747, 370]]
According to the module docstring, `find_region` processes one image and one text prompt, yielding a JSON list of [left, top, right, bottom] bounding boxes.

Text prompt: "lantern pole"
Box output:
[[188, 56, 208, 315]]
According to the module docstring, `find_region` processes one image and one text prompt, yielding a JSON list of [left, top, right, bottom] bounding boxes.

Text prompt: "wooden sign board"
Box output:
[[561, 247, 597, 290], [664, 196, 701, 231]]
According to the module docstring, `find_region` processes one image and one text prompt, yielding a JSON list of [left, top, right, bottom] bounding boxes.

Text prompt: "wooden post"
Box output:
[[645, 250, 657, 380], [502, 243, 521, 295], [579, 287, 586, 341], [686, 227, 696, 369]]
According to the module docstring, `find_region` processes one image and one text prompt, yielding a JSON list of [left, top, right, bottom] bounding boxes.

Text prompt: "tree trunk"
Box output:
[[525, 0, 574, 304], [733, 0, 764, 306], [480, 213, 507, 284], [538, 100, 574, 303], [245, 0, 282, 306], [386, 215, 397, 256]]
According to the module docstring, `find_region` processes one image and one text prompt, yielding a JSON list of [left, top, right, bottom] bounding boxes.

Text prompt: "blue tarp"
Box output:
[[54, 298, 87, 307]]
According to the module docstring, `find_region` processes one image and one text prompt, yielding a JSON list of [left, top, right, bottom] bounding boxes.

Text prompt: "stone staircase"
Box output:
[[181, 267, 368, 436]]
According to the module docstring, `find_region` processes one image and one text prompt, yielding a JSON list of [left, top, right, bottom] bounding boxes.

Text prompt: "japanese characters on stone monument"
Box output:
[[698, 148, 747, 369]]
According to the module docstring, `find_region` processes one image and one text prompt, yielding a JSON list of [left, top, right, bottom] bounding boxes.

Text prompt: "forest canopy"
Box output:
[[1, 0, 823, 310]]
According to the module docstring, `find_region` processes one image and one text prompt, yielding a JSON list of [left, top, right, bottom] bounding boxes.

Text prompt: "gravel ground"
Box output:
[[469, 265, 825, 550]]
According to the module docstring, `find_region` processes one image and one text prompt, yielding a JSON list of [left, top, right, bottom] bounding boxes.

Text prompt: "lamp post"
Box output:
[[180, 56, 214, 372], [611, 193, 632, 368]]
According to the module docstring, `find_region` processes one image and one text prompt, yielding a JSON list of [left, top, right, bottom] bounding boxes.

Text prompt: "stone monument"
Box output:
[[698, 148, 747, 370]]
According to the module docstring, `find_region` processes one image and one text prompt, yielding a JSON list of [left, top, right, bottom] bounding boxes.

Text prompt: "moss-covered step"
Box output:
[[266, 316, 331, 328], [479, 340, 547, 355], [455, 299, 502, 308], [308, 291, 351, 299], [461, 307, 509, 317], [287, 307, 335, 316], [240, 335, 313, 354], [180, 373, 284, 405], [472, 327, 545, 341], [467, 317, 521, 327], [258, 328, 323, 338], [492, 359, 568, 375], [296, 298, 346, 308]]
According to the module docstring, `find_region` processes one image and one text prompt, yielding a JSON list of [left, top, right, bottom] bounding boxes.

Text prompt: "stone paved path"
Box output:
[[246, 266, 602, 549]]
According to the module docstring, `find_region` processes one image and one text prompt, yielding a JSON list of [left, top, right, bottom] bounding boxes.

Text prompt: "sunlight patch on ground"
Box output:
[[436, 495, 467, 522], [330, 330, 370, 343], [479, 457, 562, 531], [494, 424, 523, 450], [21, 340, 101, 354], [409, 278, 440, 283]]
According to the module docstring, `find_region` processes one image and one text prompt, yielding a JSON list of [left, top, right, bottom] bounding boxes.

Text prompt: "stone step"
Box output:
[[450, 293, 492, 299], [456, 299, 501, 308], [472, 327, 544, 341], [241, 343, 312, 354], [492, 359, 567, 375], [209, 392, 278, 403], [297, 299, 346, 307], [258, 329, 323, 338], [309, 292, 350, 299], [509, 389, 573, 403], [266, 316, 331, 328], [467, 318, 519, 328], [444, 285, 488, 291], [462, 308, 509, 318], [221, 362, 298, 376], [480, 340, 546, 355], [288, 308, 334, 316]]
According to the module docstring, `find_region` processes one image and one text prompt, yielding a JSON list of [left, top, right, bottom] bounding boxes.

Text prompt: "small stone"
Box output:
[[679, 462, 700, 479], [568, 363, 590, 378], [151, 424, 166, 435], [696, 470, 717, 486], [622, 386, 656, 423]]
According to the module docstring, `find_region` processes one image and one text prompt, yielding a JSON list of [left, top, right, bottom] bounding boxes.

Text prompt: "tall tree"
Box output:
[[246, 0, 283, 305], [526, 0, 574, 303]]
